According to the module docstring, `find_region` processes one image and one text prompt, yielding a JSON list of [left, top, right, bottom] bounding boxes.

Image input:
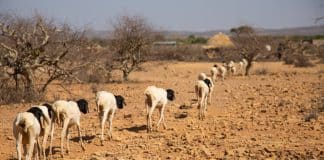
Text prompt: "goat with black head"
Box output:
[[96, 91, 126, 145], [114, 95, 126, 109], [52, 99, 88, 157], [76, 99, 89, 114], [166, 89, 175, 101], [145, 86, 175, 132]]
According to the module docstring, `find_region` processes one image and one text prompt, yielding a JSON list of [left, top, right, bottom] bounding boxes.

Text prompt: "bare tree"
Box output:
[[230, 25, 255, 37], [110, 15, 153, 81], [0, 14, 88, 97], [230, 25, 271, 75]]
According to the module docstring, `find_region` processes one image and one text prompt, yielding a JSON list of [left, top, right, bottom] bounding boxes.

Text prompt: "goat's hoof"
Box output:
[[108, 135, 113, 140]]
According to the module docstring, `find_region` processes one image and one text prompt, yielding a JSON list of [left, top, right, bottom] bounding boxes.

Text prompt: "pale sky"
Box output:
[[0, 0, 323, 31]]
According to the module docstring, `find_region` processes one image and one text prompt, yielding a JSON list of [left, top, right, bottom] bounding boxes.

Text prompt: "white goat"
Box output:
[[214, 64, 227, 81], [196, 73, 214, 104], [144, 86, 175, 132], [13, 110, 43, 160], [239, 58, 248, 76], [195, 80, 210, 120], [228, 61, 236, 75], [198, 72, 207, 81], [210, 67, 218, 82], [96, 91, 125, 145], [51, 99, 89, 157]]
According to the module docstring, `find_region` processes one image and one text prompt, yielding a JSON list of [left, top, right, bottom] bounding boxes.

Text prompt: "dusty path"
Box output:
[[1, 61, 323, 159]]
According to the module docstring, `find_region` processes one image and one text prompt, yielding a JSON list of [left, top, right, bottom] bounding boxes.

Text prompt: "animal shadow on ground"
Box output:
[[45, 146, 60, 155], [119, 125, 147, 133], [175, 112, 188, 119], [7, 157, 16, 160], [70, 135, 96, 142]]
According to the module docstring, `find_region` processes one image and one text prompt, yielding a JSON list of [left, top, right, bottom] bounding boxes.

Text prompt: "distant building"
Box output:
[[153, 41, 177, 46]]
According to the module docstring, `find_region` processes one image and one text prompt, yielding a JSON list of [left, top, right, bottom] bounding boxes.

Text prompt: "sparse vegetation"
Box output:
[[254, 68, 269, 75], [0, 84, 43, 104], [0, 7, 323, 160], [294, 54, 314, 67], [180, 35, 207, 44], [283, 53, 314, 67], [283, 54, 297, 65]]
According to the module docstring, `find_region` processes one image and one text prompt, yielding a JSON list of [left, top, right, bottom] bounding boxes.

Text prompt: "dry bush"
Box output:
[[283, 54, 314, 67], [0, 82, 44, 104], [294, 54, 314, 67], [0, 14, 90, 104], [283, 54, 296, 64], [254, 68, 269, 75], [317, 45, 324, 63], [304, 110, 318, 122], [76, 69, 106, 83], [281, 40, 316, 67]]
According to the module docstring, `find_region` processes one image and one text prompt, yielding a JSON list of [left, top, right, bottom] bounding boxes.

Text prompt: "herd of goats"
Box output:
[[12, 58, 248, 160]]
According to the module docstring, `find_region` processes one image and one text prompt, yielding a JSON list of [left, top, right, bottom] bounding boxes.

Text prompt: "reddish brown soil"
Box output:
[[1, 61, 323, 159]]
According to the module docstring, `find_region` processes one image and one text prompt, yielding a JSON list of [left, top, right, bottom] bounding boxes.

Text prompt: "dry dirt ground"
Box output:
[[1, 61, 323, 159]]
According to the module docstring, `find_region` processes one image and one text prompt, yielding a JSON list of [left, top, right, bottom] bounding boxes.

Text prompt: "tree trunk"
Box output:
[[14, 74, 19, 90], [245, 60, 252, 76], [22, 70, 35, 93], [122, 70, 129, 81]]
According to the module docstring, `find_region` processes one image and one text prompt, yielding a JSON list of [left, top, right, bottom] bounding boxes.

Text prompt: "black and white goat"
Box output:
[[144, 86, 175, 132], [51, 99, 89, 157], [95, 91, 126, 145]]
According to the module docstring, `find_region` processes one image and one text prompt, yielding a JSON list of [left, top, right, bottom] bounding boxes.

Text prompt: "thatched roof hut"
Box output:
[[202, 32, 234, 50]]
